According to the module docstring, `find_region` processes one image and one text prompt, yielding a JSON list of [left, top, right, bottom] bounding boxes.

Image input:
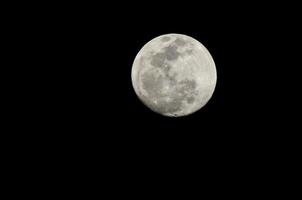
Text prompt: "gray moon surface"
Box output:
[[131, 33, 217, 117]]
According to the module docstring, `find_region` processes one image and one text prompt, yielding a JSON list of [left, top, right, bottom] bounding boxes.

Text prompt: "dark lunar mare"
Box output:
[[174, 38, 186, 46], [161, 36, 171, 42]]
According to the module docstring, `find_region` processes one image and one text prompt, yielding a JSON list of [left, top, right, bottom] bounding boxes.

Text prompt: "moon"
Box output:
[[131, 33, 217, 117]]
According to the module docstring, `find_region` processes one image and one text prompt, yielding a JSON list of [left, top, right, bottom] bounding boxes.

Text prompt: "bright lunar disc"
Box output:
[[131, 33, 217, 117]]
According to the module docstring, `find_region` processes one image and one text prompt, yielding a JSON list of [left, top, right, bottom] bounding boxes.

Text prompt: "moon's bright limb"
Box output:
[[131, 33, 217, 117]]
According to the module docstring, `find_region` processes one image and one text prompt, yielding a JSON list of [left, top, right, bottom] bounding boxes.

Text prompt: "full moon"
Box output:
[[131, 33, 217, 117]]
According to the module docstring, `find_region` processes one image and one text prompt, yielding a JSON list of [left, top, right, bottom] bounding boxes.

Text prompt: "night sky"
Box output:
[[19, 1, 299, 193]]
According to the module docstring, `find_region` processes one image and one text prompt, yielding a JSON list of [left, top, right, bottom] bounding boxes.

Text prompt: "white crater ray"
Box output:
[[131, 33, 217, 117]]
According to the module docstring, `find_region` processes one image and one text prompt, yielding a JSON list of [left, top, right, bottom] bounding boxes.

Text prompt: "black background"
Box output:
[[9, 1, 300, 195], [42, 4, 297, 143]]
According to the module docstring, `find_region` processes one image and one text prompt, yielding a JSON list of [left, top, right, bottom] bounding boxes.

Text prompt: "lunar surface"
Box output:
[[131, 33, 217, 117]]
